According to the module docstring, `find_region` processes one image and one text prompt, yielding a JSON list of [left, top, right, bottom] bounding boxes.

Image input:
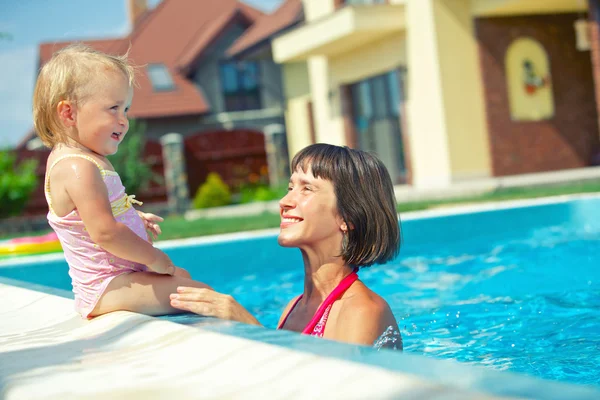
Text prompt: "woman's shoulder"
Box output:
[[332, 281, 398, 345], [341, 281, 392, 317]]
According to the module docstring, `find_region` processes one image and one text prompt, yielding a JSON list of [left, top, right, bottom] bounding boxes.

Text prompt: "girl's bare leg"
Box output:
[[90, 269, 213, 317]]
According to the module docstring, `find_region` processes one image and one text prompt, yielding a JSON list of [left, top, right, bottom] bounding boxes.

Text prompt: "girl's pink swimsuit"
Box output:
[[277, 271, 358, 337], [45, 154, 149, 318]]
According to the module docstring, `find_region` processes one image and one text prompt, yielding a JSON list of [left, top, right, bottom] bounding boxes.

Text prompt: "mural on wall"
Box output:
[[505, 37, 554, 121]]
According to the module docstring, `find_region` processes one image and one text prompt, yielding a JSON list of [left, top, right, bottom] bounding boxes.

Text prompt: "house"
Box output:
[[19, 0, 298, 207], [239, 0, 600, 188], [22, 0, 288, 151]]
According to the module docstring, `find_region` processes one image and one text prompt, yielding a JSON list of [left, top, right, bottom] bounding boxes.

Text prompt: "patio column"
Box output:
[[160, 133, 190, 215], [405, 0, 491, 188]]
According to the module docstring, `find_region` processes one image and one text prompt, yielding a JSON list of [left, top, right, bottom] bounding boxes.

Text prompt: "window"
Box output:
[[146, 64, 176, 92], [349, 70, 406, 184], [219, 61, 261, 112]]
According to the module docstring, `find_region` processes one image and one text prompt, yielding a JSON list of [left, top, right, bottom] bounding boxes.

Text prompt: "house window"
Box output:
[[147, 64, 176, 92], [349, 70, 406, 184], [219, 61, 261, 112]]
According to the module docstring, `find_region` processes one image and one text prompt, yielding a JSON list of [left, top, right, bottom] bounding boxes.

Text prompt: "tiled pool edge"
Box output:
[[2, 284, 518, 400], [1, 283, 599, 399]]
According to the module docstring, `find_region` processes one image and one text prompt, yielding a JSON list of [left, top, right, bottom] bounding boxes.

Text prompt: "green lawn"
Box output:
[[2, 180, 600, 242]]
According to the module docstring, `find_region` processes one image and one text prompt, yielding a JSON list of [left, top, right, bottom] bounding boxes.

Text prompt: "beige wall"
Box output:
[[308, 56, 346, 145], [282, 62, 313, 158], [302, 0, 336, 22], [405, 0, 491, 187], [329, 34, 407, 87]]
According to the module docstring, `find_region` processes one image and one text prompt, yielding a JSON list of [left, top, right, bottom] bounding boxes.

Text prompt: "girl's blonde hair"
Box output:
[[32, 43, 136, 147]]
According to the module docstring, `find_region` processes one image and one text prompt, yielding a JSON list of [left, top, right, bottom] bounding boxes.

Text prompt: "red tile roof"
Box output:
[[228, 0, 302, 58], [36, 0, 264, 119]]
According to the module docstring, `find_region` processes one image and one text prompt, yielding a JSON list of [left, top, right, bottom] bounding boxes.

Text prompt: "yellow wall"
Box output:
[[302, 0, 335, 22], [406, 0, 491, 187], [435, 0, 492, 181], [329, 34, 406, 86], [472, 0, 585, 17], [282, 62, 313, 159], [307, 56, 346, 146]]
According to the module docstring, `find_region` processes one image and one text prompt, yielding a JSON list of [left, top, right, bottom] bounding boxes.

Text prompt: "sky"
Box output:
[[0, 0, 284, 149]]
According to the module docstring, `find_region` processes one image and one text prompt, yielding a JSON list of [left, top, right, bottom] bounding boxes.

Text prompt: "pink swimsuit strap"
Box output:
[[278, 270, 359, 336]]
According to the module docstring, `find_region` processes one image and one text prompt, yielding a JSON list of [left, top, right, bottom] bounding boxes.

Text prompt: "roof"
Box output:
[[228, 0, 303, 58], [36, 0, 264, 120]]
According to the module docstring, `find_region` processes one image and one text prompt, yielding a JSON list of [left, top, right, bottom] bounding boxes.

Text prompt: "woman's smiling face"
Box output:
[[277, 166, 346, 252]]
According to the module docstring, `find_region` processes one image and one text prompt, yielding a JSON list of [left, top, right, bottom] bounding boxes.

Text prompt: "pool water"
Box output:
[[1, 196, 599, 386]]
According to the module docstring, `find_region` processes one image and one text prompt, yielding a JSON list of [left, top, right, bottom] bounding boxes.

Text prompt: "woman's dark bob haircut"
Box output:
[[291, 143, 401, 268]]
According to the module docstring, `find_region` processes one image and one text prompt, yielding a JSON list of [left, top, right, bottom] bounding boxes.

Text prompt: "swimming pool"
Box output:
[[1, 195, 599, 387]]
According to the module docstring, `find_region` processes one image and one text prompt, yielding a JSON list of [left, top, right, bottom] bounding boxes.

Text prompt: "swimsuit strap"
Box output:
[[277, 270, 359, 332], [302, 270, 358, 334], [45, 154, 106, 215]]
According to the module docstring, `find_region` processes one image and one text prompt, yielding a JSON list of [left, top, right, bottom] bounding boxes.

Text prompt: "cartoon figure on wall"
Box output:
[[505, 37, 554, 121]]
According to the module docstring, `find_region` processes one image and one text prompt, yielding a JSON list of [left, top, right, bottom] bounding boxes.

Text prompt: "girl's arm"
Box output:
[[63, 158, 174, 275]]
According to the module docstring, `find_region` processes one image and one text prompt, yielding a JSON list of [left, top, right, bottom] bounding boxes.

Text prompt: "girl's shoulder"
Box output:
[[47, 149, 114, 173]]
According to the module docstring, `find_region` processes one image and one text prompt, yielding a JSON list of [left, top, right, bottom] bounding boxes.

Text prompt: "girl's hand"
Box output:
[[170, 287, 262, 326], [137, 211, 163, 242], [147, 248, 176, 276]]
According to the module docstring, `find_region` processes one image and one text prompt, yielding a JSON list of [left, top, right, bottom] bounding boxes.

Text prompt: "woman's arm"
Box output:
[[170, 287, 262, 325]]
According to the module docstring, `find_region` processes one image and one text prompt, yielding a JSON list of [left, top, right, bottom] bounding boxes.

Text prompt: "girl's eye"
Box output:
[[287, 186, 293, 191], [110, 106, 119, 111], [124, 107, 129, 113]]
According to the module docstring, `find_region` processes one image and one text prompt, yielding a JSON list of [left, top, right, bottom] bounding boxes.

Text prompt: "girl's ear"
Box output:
[[57, 101, 76, 127]]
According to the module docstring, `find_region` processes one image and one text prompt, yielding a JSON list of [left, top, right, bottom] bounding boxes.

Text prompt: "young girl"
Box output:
[[33, 44, 211, 318]]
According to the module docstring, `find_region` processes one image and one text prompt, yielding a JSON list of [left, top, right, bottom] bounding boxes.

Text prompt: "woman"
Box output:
[[170, 144, 402, 349]]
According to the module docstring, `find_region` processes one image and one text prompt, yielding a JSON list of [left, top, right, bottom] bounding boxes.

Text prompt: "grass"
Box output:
[[2, 180, 600, 242]]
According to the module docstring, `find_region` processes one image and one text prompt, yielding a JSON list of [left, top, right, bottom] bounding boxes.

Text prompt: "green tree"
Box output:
[[108, 120, 158, 194], [0, 151, 38, 218]]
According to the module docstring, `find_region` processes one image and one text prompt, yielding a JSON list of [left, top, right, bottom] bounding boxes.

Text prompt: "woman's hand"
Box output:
[[170, 287, 262, 326], [137, 211, 163, 242]]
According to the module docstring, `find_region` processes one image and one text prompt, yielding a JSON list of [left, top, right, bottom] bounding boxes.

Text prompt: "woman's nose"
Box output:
[[279, 190, 295, 210]]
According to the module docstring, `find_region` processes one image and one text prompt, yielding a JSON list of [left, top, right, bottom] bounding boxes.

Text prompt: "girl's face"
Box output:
[[278, 166, 346, 254], [71, 70, 132, 156]]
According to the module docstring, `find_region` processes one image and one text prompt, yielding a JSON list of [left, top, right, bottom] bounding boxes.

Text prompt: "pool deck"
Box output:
[[2, 194, 600, 399]]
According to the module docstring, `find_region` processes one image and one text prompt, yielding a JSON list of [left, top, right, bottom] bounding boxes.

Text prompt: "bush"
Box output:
[[193, 172, 231, 209], [0, 151, 38, 218], [108, 119, 159, 194]]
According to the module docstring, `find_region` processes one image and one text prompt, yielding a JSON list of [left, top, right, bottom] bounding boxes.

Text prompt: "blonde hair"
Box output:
[[32, 43, 136, 147]]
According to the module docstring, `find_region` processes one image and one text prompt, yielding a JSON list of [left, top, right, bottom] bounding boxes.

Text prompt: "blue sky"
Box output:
[[0, 0, 283, 149]]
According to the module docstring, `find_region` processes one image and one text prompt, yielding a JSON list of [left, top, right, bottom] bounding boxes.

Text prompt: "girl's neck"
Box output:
[[55, 139, 102, 158]]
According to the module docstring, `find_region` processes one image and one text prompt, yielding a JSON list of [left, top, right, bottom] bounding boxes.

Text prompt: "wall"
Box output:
[[477, 13, 600, 175]]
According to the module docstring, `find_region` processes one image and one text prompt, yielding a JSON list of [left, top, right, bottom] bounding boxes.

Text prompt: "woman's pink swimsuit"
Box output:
[[277, 271, 358, 337], [45, 154, 149, 318]]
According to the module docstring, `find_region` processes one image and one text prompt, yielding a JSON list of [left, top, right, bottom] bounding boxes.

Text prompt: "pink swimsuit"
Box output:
[[277, 271, 358, 337], [45, 154, 149, 318]]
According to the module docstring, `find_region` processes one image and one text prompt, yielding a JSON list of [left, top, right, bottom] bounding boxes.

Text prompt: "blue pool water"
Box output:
[[1, 196, 599, 387]]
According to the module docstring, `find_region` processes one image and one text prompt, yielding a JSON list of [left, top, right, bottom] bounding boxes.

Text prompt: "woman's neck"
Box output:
[[300, 250, 354, 305]]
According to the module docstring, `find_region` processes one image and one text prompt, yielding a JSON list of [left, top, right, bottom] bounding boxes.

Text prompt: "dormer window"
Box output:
[[147, 63, 176, 92], [219, 61, 261, 112]]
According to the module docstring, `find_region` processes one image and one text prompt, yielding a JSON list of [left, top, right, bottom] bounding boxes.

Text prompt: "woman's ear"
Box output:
[[57, 100, 76, 127]]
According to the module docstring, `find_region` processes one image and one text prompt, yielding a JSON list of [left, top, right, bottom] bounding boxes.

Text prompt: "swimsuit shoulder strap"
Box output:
[[277, 295, 303, 330], [302, 271, 358, 335]]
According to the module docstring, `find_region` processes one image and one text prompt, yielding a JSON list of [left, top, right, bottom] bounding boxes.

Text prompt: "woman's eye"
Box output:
[[287, 186, 293, 191]]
